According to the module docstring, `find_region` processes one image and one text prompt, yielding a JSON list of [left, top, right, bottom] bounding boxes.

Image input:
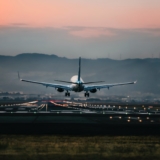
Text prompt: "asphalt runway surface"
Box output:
[[0, 100, 160, 135]]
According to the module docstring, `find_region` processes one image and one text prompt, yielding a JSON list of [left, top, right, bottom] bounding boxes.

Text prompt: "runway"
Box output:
[[0, 100, 160, 135], [0, 99, 160, 124]]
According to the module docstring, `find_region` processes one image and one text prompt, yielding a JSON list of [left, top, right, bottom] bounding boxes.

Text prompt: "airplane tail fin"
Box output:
[[55, 57, 105, 84], [78, 57, 81, 81]]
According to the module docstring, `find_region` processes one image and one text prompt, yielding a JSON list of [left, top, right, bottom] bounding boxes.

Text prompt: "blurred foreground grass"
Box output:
[[0, 135, 160, 160]]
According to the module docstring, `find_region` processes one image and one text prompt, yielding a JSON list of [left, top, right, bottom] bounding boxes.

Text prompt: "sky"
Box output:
[[0, 0, 160, 59]]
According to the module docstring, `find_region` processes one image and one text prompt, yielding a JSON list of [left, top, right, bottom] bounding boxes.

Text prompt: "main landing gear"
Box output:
[[65, 91, 70, 97], [84, 92, 89, 97]]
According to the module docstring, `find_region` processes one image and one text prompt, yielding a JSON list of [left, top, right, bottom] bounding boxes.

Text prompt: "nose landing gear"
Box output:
[[84, 92, 89, 97], [65, 91, 70, 97]]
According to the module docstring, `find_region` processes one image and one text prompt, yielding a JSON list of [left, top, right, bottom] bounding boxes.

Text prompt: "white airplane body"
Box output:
[[18, 57, 136, 97]]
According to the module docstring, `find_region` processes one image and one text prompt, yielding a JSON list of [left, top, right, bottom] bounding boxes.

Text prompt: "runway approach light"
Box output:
[[127, 120, 130, 122], [139, 120, 142, 122], [110, 116, 112, 119]]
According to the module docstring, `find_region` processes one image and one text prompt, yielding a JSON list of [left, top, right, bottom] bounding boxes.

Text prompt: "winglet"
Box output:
[[18, 71, 22, 81], [134, 80, 137, 84]]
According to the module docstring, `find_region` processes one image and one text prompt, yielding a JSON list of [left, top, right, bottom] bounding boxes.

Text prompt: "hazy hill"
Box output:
[[0, 53, 160, 97]]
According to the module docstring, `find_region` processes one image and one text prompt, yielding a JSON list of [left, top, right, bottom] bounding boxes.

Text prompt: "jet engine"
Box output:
[[90, 89, 97, 93], [57, 88, 64, 92]]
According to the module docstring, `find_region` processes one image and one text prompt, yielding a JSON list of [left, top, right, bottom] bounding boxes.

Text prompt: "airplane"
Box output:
[[18, 57, 137, 97]]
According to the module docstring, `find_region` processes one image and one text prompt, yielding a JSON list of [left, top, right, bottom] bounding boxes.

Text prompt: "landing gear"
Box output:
[[84, 92, 89, 97], [65, 92, 70, 97]]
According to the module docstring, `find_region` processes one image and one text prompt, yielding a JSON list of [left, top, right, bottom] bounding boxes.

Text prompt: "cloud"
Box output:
[[69, 28, 116, 38], [139, 28, 160, 37], [10, 23, 28, 27], [0, 25, 160, 59]]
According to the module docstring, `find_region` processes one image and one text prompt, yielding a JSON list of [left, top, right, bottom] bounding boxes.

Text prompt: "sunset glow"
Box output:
[[0, 0, 160, 59], [1, 0, 160, 28]]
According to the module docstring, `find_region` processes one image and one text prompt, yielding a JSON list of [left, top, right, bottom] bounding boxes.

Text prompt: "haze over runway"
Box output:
[[0, 0, 160, 59]]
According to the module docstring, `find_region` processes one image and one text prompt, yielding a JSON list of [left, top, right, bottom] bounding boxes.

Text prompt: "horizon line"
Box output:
[[0, 53, 160, 60]]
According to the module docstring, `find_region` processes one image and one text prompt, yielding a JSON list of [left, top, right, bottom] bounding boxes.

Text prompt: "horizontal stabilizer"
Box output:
[[54, 80, 105, 84], [54, 80, 77, 84], [82, 81, 105, 84]]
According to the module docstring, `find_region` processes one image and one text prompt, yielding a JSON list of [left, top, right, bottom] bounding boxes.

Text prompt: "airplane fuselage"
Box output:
[[70, 75, 84, 92], [71, 83, 84, 92]]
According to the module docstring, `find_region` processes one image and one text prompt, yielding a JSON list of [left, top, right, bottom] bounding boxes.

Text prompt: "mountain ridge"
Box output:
[[0, 53, 160, 97]]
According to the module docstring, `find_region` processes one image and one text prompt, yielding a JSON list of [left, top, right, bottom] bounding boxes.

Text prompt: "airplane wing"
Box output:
[[21, 79, 72, 90], [18, 73, 72, 91], [84, 81, 137, 91]]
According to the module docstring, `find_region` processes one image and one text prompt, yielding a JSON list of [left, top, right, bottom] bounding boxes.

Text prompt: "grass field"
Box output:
[[0, 135, 160, 160]]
